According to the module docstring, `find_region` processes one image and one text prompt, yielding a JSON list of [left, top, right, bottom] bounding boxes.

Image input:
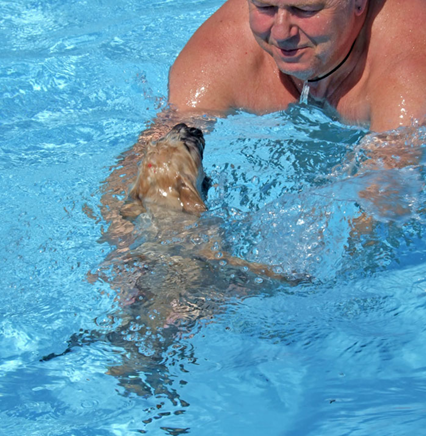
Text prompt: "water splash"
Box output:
[[300, 81, 310, 104]]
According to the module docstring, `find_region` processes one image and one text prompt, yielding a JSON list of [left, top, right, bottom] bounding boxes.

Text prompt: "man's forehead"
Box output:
[[250, 0, 343, 6]]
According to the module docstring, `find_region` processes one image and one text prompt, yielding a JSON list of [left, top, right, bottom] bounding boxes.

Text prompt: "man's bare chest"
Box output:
[[237, 79, 370, 128]]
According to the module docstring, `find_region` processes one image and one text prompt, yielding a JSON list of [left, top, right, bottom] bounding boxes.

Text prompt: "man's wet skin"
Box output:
[[169, 0, 426, 132]]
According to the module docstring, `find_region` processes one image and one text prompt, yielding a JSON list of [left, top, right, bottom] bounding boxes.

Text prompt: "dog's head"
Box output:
[[121, 123, 208, 219], [170, 122, 205, 161]]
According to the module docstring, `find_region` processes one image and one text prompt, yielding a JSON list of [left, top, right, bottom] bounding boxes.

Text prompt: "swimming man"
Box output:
[[169, 0, 426, 132]]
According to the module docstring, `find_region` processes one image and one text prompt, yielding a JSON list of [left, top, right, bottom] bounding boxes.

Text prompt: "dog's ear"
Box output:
[[120, 198, 146, 220], [178, 177, 207, 215], [120, 176, 148, 220]]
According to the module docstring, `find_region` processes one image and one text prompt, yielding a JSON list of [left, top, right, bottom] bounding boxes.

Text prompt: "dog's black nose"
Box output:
[[188, 127, 203, 139], [172, 124, 204, 140], [172, 123, 205, 159]]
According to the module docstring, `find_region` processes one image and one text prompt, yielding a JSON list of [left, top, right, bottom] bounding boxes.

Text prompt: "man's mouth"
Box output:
[[278, 46, 307, 56]]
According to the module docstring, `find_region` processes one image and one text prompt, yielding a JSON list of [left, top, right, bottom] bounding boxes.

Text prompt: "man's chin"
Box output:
[[274, 58, 315, 81], [278, 66, 314, 82]]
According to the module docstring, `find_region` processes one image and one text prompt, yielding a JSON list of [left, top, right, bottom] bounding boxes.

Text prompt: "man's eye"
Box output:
[[253, 2, 275, 10], [292, 7, 319, 15]]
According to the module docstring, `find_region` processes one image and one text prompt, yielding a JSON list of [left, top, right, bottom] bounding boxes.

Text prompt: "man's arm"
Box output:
[[337, 46, 426, 230], [355, 32, 426, 219]]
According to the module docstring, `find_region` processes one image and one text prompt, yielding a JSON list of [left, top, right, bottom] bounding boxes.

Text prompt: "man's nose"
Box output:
[[271, 9, 298, 42]]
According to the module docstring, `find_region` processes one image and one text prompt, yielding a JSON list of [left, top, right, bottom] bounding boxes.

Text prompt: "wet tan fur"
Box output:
[[121, 126, 206, 218]]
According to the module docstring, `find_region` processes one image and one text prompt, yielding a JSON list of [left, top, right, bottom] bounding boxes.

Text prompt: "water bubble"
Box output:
[[81, 400, 99, 409]]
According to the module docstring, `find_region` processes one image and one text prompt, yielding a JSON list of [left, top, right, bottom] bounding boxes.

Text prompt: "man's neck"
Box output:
[[290, 5, 372, 104], [299, 37, 365, 103]]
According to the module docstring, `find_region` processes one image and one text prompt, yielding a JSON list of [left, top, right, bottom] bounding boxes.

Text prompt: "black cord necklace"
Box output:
[[307, 39, 357, 83]]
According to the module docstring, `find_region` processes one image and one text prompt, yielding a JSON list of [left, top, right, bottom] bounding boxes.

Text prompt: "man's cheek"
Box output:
[[249, 15, 271, 40]]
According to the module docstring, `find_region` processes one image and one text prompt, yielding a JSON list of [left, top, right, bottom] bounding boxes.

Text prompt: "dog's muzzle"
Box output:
[[172, 123, 205, 159]]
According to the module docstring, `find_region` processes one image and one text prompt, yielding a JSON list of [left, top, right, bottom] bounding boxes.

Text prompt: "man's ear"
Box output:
[[354, 0, 368, 16]]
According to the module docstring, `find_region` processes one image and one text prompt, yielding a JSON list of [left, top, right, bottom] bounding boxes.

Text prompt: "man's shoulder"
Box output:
[[169, 0, 266, 112], [187, 0, 251, 50], [369, 0, 426, 52], [365, 0, 426, 130], [367, 0, 425, 75]]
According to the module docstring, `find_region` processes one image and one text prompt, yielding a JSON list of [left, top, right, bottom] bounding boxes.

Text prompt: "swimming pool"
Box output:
[[2, 0, 426, 434]]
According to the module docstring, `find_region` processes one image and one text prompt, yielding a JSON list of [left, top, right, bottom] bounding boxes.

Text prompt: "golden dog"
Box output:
[[120, 123, 207, 219]]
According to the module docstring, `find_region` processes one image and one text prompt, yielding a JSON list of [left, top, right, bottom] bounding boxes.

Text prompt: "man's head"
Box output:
[[248, 0, 368, 81]]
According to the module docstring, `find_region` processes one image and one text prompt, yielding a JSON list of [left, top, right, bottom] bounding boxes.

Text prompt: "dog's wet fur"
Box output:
[[120, 123, 208, 219]]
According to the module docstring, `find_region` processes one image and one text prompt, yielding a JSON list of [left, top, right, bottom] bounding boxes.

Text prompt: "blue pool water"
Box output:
[[2, 0, 426, 435]]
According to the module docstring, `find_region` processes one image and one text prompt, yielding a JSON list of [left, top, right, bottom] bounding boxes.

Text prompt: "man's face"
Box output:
[[248, 0, 359, 81]]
